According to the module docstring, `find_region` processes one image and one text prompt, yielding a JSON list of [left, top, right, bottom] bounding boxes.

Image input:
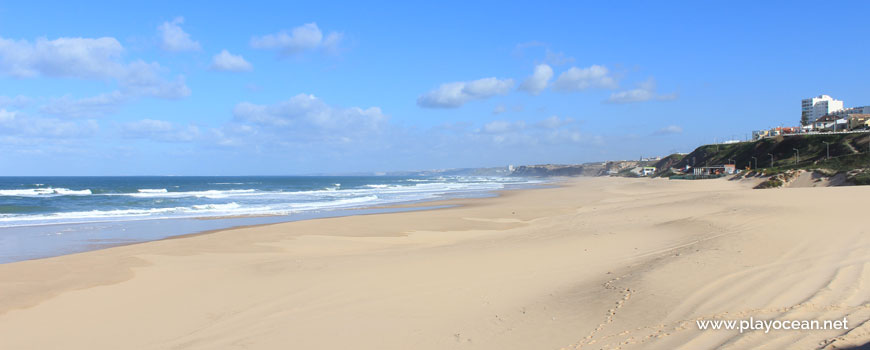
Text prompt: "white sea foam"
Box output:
[[0, 177, 539, 228], [0, 193, 385, 226], [54, 188, 92, 195], [192, 202, 242, 210], [0, 202, 252, 224], [138, 188, 168, 193], [118, 189, 258, 199], [0, 188, 92, 197], [365, 184, 390, 189], [286, 195, 379, 210], [100, 181, 510, 200]]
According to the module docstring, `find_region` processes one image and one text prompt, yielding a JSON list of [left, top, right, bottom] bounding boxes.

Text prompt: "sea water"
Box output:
[[0, 176, 540, 263]]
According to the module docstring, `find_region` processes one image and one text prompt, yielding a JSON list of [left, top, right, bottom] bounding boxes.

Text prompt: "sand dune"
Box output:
[[787, 170, 849, 188], [1, 177, 869, 349]]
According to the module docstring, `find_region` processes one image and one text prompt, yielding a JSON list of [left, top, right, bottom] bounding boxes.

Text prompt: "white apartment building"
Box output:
[[832, 105, 870, 117], [801, 95, 844, 125]]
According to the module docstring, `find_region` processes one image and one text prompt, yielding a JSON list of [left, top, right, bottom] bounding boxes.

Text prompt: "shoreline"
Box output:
[[158, 182, 556, 245], [2, 176, 869, 349], [0, 179, 549, 264], [0, 178, 562, 321]]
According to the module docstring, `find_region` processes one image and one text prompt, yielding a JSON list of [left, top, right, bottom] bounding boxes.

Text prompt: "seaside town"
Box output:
[[626, 94, 870, 180], [753, 94, 870, 139], [505, 94, 870, 184]]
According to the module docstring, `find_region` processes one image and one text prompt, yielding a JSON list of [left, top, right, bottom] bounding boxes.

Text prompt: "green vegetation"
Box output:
[[756, 178, 783, 189], [657, 169, 677, 178], [676, 133, 870, 173], [652, 153, 686, 177], [616, 167, 640, 177], [850, 172, 870, 186], [753, 153, 870, 176]]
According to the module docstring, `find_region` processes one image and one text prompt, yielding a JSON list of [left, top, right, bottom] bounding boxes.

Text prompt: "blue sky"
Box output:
[[0, 1, 868, 175]]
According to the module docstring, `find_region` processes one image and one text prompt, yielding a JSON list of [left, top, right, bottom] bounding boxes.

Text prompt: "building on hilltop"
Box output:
[[752, 126, 801, 140], [771, 126, 801, 136], [802, 95, 844, 126], [813, 114, 847, 131], [846, 114, 870, 130], [752, 130, 769, 140], [832, 106, 870, 117]]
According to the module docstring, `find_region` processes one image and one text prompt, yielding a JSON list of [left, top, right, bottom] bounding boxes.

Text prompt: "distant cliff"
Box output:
[[510, 163, 607, 177], [376, 167, 512, 177], [508, 159, 688, 177], [650, 154, 686, 177]]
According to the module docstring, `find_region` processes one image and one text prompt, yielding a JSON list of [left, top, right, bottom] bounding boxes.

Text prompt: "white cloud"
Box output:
[[0, 108, 15, 122], [321, 32, 343, 55], [0, 35, 191, 106], [210, 50, 253, 72], [157, 17, 201, 52], [535, 115, 575, 129], [0, 95, 32, 108], [654, 125, 683, 135], [230, 94, 387, 145], [117, 61, 191, 99], [474, 116, 585, 146], [251, 23, 343, 55], [544, 49, 574, 66], [552, 65, 618, 91], [481, 116, 573, 134], [41, 91, 127, 118], [38, 64, 190, 119], [464, 78, 514, 97], [607, 88, 654, 104], [210, 123, 258, 147], [492, 105, 506, 114], [0, 36, 124, 79], [513, 42, 574, 66], [482, 120, 526, 134], [606, 77, 677, 104], [417, 77, 514, 108], [0, 108, 98, 138], [519, 64, 553, 95], [121, 118, 201, 142]]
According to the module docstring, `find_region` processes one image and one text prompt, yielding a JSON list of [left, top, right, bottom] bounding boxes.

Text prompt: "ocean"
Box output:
[[0, 176, 540, 263]]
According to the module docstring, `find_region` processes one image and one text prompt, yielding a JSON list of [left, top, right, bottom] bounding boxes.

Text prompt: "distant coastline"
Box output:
[[0, 175, 543, 264]]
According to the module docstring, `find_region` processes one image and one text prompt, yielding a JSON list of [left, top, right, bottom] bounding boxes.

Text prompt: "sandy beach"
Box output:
[[1, 176, 869, 349]]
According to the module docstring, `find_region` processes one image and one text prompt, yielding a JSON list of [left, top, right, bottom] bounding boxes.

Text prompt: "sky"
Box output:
[[0, 1, 868, 175]]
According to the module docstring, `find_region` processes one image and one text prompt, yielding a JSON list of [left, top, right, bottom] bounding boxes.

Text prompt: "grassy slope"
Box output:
[[652, 153, 686, 177], [674, 133, 870, 172]]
